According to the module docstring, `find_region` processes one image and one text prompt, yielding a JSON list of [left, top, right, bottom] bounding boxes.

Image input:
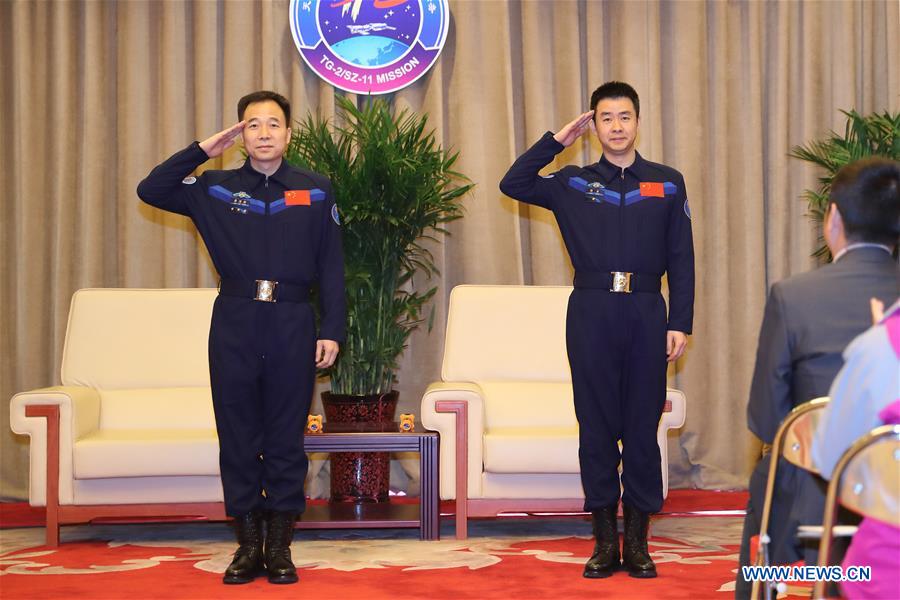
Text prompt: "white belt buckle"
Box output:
[[610, 271, 633, 293], [255, 280, 278, 302]]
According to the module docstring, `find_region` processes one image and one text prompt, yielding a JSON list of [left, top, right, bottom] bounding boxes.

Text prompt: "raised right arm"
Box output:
[[136, 122, 245, 216], [499, 111, 593, 209], [136, 142, 211, 216]]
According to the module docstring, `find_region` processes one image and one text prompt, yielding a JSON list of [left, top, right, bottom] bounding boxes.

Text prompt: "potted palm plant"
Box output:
[[285, 96, 472, 502], [790, 110, 899, 259]]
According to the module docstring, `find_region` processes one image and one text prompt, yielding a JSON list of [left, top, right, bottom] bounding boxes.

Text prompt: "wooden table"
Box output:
[[300, 423, 440, 540]]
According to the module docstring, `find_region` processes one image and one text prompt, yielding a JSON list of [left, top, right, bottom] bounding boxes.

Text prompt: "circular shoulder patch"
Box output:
[[684, 199, 691, 220], [331, 204, 341, 225], [182, 176, 197, 185]]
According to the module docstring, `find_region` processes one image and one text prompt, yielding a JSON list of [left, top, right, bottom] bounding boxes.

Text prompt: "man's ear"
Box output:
[[828, 202, 844, 233]]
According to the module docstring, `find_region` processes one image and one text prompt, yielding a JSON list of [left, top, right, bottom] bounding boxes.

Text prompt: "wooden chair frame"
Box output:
[[813, 424, 900, 599], [750, 397, 829, 600]]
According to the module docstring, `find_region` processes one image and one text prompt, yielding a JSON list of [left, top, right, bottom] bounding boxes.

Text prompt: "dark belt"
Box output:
[[218, 278, 310, 303], [573, 271, 661, 293]]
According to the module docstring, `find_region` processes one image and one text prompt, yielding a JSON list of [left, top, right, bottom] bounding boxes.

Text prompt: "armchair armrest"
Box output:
[[662, 387, 686, 430], [420, 382, 485, 501], [659, 388, 687, 498], [9, 386, 101, 506]]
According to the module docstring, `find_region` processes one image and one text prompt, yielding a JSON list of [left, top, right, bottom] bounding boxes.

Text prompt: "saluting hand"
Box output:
[[553, 111, 595, 147], [316, 340, 340, 369], [199, 121, 246, 158]]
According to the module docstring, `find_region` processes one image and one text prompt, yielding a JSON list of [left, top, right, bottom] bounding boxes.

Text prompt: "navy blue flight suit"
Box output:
[[500, 132, 694, 513], [137, 142, 345, 517]]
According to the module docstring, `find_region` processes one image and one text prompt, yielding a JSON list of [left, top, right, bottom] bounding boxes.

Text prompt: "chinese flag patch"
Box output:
[[640, 182, 665, 197], [285, 190, 311, 206]]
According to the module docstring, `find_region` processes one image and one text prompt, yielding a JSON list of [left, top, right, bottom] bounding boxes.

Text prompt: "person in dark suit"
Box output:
[[735, 157, 900, 598]]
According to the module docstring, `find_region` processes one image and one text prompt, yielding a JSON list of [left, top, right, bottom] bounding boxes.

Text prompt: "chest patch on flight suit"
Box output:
[[639, 182, 664, 197], [568, 176, 618, 206], [270, 188, 326, 215], [208, 185, 265, 215], [624, 181, 678, 206], [285, 190, 311, 206]]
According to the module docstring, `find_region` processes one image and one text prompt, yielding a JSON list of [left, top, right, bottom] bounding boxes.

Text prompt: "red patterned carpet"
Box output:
[[0, 491, 807, 600]]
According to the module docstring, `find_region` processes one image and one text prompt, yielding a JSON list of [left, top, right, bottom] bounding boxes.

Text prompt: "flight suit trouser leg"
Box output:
[[567, 290, 668, 514], [260, 301, 317, 514], [567, 290, 625, 512], [209, 296, 266, 517], [620, 293, 668, 514]]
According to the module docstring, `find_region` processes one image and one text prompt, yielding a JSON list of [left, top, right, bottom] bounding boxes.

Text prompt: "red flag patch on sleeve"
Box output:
[[640, 182, 665, 198], [285, 190, 311, 206]]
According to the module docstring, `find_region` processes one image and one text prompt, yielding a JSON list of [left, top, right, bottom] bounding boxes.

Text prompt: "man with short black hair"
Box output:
[[137, 90, 345, 585], [237, 90, 292, 126], [735, 157, 899, 598], [500, 81, 695, 579]]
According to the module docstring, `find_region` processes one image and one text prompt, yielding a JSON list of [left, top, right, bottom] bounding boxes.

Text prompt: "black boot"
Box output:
[[583, 504, 621, 578], [622, 504, 656, 578], [264, 511, 299, 584], [223, 511, 265, 584]]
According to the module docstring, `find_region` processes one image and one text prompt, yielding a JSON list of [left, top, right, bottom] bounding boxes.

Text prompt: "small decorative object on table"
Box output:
[[307, 414, 323, 434], [399, 414, 415, 432]]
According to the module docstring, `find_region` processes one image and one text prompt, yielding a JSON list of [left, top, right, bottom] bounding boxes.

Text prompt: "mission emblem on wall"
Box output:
[[290, 0, 449, 95]]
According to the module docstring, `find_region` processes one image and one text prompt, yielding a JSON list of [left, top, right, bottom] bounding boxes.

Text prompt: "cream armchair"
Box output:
[[9, 288, 225, 545], [420, 285, 686, 538]]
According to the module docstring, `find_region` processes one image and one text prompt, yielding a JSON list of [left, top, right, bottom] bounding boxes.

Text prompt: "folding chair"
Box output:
[[813, 424, 900, 599], [750, 397, 857, 599]]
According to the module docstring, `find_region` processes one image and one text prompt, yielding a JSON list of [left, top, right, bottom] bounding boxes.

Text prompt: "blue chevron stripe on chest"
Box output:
[[568, 177, 678, 207], [207, 185, 326, 215], [625, 182, 678, 205], [208, 185, 266, 214], [270, 188, 326, 214]]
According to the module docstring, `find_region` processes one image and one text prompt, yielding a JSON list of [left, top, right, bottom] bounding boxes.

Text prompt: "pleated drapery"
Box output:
[[2, 0, 897, 499]]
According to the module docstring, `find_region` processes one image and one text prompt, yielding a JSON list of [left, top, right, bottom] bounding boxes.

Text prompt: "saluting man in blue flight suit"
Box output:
[[137, 91, 345, 586], [500, 81, 694, 580]]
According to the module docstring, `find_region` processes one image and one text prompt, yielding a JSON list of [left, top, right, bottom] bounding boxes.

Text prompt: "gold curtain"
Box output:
[[2, 0, 898, 499]]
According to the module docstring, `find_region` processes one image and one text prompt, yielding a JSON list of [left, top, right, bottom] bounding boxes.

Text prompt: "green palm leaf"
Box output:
[[790, 110, 900, 260], [285, 96, 474, 395]]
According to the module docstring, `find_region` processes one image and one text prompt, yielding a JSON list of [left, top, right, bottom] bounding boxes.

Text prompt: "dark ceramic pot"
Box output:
[[321, 390, 399, 503]]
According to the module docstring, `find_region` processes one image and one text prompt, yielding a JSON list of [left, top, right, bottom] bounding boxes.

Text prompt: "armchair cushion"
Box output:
[[480, 382, 576, 429], [74, 429, 218, 479], [483, 427, 579, 473], [60, 288, 214, 389], [97, 387, 214, 429]]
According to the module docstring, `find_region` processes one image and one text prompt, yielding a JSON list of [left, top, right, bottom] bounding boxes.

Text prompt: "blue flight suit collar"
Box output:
[[237, 157, 295, 193], [584, 151, 657, 185]]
